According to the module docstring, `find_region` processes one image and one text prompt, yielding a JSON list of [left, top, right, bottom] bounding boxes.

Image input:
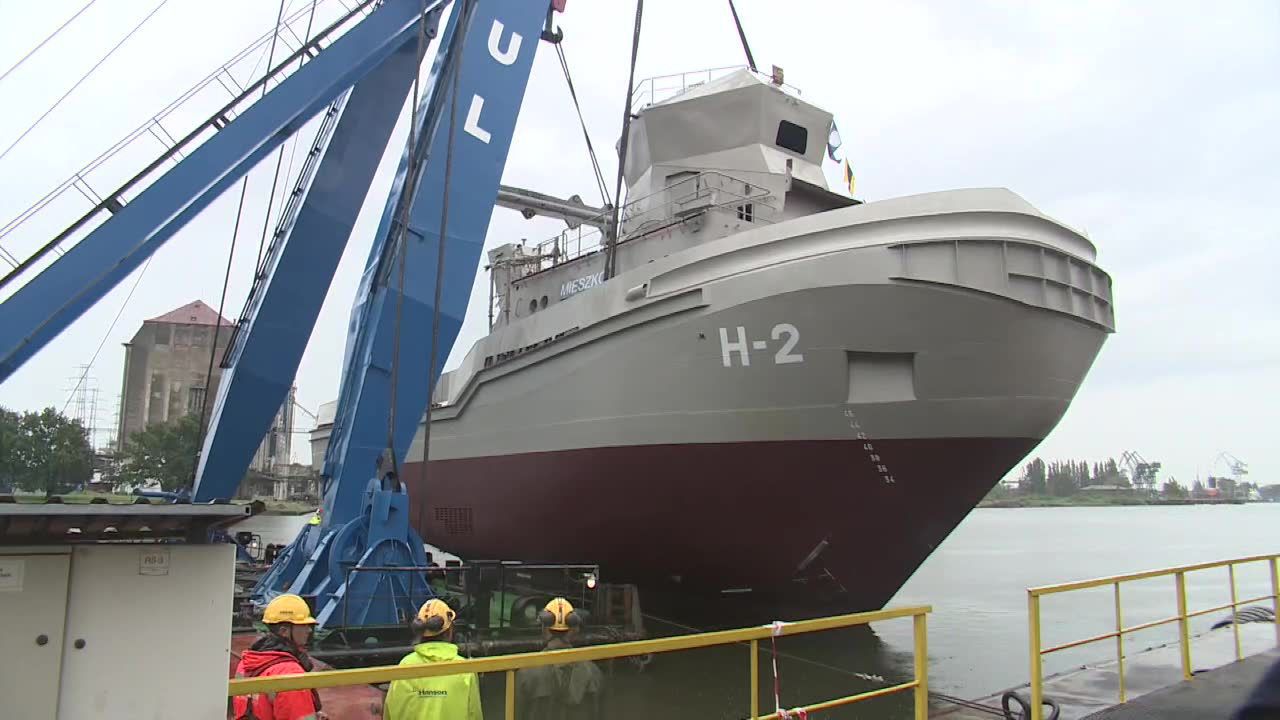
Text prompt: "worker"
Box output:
[[515, 597, 605, 720], [232, 593, 325, 720], [385, 598, 482, 720]]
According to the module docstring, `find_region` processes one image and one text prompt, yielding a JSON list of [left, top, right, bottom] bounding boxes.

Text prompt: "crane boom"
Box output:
[[0, 0, 433, 381]]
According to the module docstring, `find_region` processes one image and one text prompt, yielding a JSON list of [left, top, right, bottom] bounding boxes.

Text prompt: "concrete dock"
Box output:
[[933, 622, 1279, 719], [1085, 648, 1278, 719]]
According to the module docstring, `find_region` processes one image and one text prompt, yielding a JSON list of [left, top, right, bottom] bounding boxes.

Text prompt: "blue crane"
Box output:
[[0, 0, 561, 628]]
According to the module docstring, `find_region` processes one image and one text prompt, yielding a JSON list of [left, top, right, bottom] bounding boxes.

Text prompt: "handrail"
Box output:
[[498, 170, 776, 276], [631, 65, 804, 109], [1029, 553, 1280, 596], [1027, 553, 1280, 720], [487, 170, 777, 328], [230, 604, 933, 720]]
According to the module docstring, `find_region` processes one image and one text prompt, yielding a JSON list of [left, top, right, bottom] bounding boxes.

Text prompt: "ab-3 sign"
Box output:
[[718, 324, 804, 367]]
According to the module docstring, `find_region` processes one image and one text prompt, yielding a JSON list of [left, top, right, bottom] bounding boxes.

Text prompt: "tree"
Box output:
[[985, 481, 1014, 501], [0, 408, 22, 491], [118, 414, 201, 492], [5, 408, 93, 495], [1019, 458, 1047, 494], [1162, 479, 1187, 498], [1047, 461, 1078, 497], [1091, 458, 1129, 488]]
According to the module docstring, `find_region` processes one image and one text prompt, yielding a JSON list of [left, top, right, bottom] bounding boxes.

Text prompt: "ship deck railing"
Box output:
[[630, 65, 805, 109], [493, 169, 777, 284], [229, 603, 933, 720], [1026, 552, 1280, 720]]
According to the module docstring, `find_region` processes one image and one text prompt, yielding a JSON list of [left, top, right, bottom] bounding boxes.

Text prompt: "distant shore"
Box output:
[[979, 493, 1253, 508]]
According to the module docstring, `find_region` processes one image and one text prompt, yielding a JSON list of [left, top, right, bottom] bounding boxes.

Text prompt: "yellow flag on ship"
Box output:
[[843, 159, 855, 196]]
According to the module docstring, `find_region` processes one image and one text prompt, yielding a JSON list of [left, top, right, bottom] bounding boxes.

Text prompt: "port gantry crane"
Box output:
[[0, 0, 567, 628]]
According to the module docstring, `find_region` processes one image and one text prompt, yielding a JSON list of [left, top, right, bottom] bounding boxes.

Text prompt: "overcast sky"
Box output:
[[0, 0, 1276, 487]]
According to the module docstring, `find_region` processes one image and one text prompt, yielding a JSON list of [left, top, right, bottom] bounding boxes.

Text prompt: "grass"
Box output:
[[979, 493, 1239, 508]]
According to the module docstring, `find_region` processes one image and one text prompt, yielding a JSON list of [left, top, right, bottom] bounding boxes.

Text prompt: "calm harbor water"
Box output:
[[238, 504, 1279, 717]]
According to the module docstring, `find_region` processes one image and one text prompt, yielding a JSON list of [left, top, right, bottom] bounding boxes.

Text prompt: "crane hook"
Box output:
[[541, 6, 563, 43]]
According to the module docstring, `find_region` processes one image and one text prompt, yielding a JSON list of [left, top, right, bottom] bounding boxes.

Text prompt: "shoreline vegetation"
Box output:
[[985, 455, 1275, 508], [979, 493, 1254, 508]]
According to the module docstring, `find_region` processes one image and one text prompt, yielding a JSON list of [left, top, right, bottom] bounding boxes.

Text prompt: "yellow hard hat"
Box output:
[[541, 597, 579, 632], [414, 598, 456, 636], [262, 594, 318, 625]]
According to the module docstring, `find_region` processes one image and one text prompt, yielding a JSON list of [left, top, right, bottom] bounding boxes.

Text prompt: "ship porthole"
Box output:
[[540, 295, 548, 309], [529, 298, 538, 314]]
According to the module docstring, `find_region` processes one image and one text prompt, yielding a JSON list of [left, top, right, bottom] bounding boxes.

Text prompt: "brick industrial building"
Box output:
[[116, 300, 294, 479]]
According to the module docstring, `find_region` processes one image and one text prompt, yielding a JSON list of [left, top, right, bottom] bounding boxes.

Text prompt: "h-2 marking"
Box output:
[[719, 324, 804, 367]]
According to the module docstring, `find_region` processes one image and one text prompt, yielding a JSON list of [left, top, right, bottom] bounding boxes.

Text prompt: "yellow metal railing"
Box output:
[[1027, 553, 1280, 720], [229, 604, 932, 719]]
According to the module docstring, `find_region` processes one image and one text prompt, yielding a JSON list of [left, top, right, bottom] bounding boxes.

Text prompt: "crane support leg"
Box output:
[[192, 15, 435, 502], [322, 0, 546, 528]]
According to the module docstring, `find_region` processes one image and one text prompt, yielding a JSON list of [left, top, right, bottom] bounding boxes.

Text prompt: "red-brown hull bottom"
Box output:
[[403, 437, 1037, 619]]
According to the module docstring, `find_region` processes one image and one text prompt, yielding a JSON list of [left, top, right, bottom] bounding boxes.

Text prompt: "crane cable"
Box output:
[[192, 181, 252, 476], [0, 0, 100, 87], [385, 0, 443, 486], [60, 256, 153, 417], [192, 0, 292, 480], [0, 0, 170, 166], [726, 0, 758, 73], [417, 0, 472, 486], [252, 0, 305, 273], [604, 0, 643, 280], [554, 42, 611, 209], [269, 2, 322, 249]]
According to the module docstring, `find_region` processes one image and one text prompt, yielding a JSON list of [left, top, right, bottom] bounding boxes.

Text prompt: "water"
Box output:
[[887, 504, 1278, 699], [237, 505, 1279, 717]]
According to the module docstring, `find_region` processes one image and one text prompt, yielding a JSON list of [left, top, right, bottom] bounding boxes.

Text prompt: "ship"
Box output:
[[311, 67, 1114, 618]]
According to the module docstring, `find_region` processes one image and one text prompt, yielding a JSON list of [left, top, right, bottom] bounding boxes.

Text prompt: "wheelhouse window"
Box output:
[[775, 120, 808, 155]]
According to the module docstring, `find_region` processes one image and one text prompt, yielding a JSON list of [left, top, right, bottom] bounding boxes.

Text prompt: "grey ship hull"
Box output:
[[368, 189, 1112, 615]]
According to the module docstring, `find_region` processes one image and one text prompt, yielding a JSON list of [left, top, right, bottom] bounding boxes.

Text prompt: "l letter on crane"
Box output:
[[464, 20, 524, 144]]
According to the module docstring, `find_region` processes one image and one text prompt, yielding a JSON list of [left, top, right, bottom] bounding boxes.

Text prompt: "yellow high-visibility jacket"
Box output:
[[385, 642, 482, 720]]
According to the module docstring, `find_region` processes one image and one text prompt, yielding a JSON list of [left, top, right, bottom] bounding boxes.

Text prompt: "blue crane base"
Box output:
[[251, 477, 433, 629]]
